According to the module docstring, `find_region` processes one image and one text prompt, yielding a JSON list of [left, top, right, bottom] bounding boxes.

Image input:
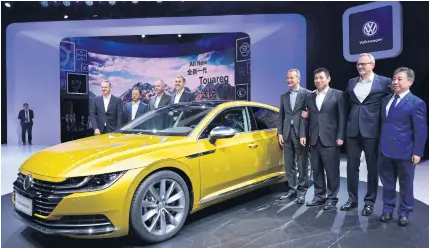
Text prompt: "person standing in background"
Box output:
[[277, 69, 312, 204], [18, 103, 34, 145], [378, 67, 427, 226], [340, 53, 392, 216], [124, 88, 148, 123], [149, 80, 171, 111], [171, 76, 195, 104], [90, 80, 124, 135]]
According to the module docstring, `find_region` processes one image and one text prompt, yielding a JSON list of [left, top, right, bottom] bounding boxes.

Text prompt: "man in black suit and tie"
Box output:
[[89, 80, 124, 135], [340, 53, 393, 215], [18, 103, 34, 145], [300, 67, 346, 211], [124, 88, 148, 123], [171, 76, 195, 104], [277, 69, 312, 204], [149, 80, 171, 111]]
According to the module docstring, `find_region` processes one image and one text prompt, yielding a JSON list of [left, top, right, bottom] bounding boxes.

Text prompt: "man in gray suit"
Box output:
[[300, 67, 346, 211], [89, 80, 124, 135], [277, 69, 312, 204], [149, 80, 171, 111]]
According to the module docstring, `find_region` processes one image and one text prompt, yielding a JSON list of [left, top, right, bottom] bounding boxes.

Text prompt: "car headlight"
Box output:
[[80, 171, 126, 192], [54, 171, 126, 194]]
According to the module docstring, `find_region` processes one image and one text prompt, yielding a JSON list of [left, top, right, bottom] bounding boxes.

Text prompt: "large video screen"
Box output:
[[87, 49, 236, 104]]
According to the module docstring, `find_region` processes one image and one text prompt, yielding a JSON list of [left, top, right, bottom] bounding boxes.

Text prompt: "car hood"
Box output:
[[19, 133, 186, 179]]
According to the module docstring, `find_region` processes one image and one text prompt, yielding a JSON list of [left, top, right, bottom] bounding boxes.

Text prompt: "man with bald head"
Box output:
[[149, 80, 171, 111], [341, 53, 392, 215]]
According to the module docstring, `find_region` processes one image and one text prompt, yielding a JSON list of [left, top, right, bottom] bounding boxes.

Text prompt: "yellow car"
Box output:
[[13, 100, 285, 243]]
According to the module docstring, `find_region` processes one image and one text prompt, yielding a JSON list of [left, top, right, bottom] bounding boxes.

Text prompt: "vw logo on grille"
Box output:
[[23, 174, 33, 190], [362, 21, 378, 37]]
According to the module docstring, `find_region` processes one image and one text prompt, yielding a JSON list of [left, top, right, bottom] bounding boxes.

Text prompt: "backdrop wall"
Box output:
[[6, 14, 306, 146]]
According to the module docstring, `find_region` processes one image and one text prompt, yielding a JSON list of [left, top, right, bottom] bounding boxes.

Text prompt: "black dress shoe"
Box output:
[[398, 216, 409, 226], [340, 201, 358, 211], [379, 212, 393, 222], [279, 192, 297, 200], [295, 195, 305, 204], [323, 202, 337, 211], [306, 199, 325, 207], [361, 205, 374, 216]]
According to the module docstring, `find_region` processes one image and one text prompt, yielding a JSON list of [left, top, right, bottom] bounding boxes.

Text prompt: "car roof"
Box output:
[[173, 100, 279, 112]]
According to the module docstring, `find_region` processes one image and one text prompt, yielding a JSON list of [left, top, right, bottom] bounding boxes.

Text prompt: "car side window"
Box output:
[[249, 107, 279, 130], [199, 107, 249, 139]]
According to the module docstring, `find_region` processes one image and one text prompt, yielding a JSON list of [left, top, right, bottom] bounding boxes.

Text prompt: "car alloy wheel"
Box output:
[[130, 171, 190, 243]]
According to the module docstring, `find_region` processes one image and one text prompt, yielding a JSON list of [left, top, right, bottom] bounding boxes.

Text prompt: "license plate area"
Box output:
[[15, 192, 33, 216]]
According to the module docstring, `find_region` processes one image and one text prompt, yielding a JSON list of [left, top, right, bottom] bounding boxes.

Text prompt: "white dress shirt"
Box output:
[[155, 93, 164, 108], [131, 101, 140, 120], [353, 73, 374, 103], [386, 90, 410, 116], [316, 86, 329, 111], [174, 89, 184, 103], [24, 109, 29, 123], [103, 94, 111, 112]]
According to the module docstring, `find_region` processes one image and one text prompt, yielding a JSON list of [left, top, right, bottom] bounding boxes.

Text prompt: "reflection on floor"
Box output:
[[2, 179, 429, 248]]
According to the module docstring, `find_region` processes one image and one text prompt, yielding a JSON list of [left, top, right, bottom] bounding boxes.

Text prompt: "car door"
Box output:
[[247, 106, 284, 179], [197, 106, 263, 204]]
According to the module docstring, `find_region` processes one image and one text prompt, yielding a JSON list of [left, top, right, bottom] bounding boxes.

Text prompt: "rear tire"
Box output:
[[130, 170, 190, 243]]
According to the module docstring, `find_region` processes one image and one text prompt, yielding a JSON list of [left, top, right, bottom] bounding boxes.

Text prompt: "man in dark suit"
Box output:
[[300, 67, 346, 211], [18, 103, 34, 145], [89, 80, 124, 135], [277, 69, 312, 204], [124, 88, 148, 123], [171, 76, 195, 104], [149, 80, 171, 111], [378, 67, 427, 226], [341, 53, 393, 216]]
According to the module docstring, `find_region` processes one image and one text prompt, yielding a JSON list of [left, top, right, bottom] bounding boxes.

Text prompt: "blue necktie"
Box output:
[[388, 94, 400, 117]]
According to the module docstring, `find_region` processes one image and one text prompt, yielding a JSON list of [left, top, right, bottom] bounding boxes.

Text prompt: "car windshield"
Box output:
[[117, 104, 214, 136]]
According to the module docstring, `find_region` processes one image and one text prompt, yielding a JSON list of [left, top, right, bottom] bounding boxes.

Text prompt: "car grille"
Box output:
[[13, 173, 90, 217]]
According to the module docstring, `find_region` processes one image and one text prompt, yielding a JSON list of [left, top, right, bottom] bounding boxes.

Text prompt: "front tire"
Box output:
[[130, 170, 190, 243]]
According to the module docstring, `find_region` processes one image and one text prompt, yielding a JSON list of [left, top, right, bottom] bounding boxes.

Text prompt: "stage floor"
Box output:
[[2, 144, 429, 248]]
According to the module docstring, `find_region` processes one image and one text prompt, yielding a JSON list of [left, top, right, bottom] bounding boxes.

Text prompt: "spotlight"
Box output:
[[85, 1, 93, 6], [132, 1, 139, 3], [108, 1, 115, 5], [64, 15, 68, 19], [4, 2, 10, 7], [63, 1, 70, 6], [141, 35, 146, 38], [178, 34, 182, 38]]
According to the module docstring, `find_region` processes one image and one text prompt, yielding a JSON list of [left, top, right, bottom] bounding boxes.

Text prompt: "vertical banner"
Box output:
[[235, 36, 251, 101]]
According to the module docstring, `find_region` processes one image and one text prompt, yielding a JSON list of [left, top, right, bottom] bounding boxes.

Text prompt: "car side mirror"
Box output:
[[208, 126, 235, 144]]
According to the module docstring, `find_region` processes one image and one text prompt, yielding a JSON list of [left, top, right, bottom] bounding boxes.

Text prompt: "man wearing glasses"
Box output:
[[341, 53, 392, 215]]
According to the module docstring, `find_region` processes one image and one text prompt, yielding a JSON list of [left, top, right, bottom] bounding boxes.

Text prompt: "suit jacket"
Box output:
[[170, 90, 195, 104], [300, 87, 346, 146], [380, 92, 427, 160], [124, 101, 148, 123], [149, 93, 171, 111], [89, 95, 124, 133], [344, 74, 392, 138], [18, 109, 34, 125], [277, 87, 312, 140]]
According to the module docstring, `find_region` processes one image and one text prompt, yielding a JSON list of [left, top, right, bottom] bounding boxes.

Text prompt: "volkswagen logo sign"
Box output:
[[239, 42, 250, 57], [23, 174, 33, 190], [237, 88, 247, 98], [362, 21, 378, 37]]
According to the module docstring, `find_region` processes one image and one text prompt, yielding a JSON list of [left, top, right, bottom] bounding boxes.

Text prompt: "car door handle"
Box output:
[[248, 143, 258, 148]]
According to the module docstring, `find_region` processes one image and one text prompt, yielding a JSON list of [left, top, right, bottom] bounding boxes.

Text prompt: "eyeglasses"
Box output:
[[356, 62, 373, 67]]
